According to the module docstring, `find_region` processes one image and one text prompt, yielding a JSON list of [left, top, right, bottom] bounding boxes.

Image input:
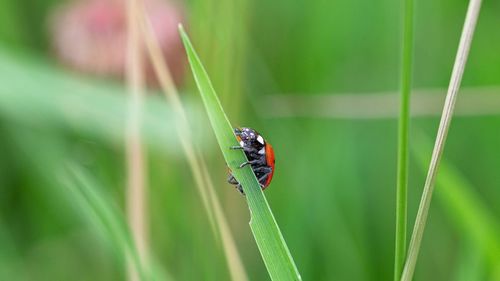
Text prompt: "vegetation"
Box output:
[[1, 0, 499, 280]]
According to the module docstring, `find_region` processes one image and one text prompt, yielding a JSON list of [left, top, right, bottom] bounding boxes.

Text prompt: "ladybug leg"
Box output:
[[229, 175, 246, 195], [239, 159, 261, 168], [257, 173, 269, 189], [230, 145, 255, 154], [227, 174, 238, 185], [253, 166, 273, 173], [236, 184, 245, 195]]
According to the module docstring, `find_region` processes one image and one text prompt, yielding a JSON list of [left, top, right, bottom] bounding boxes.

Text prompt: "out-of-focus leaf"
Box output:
[[0, 50, 208, 152]]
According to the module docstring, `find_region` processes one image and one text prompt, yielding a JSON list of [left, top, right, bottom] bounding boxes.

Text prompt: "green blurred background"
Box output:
[[1, 0, 499, 280]]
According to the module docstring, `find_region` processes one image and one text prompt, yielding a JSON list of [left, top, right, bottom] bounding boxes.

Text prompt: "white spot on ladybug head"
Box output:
[[239, 141, 244, 146], [258, 147, 265, 155], [257, 135, 264, 144]]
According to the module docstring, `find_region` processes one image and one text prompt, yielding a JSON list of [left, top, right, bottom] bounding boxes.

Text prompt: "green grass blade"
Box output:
[[62, 164, 149, 281], [401, 1, 482, 279], [179, 25, 302, 281], [412, 135, 500, 279], [62, 164, 175, 281], [394, 0, 414, 279]]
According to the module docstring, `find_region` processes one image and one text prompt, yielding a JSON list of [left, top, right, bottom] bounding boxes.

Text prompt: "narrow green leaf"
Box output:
[[394, 0, 414, 279], [0, 49, 198, 151], [412, 135, 500, 279], [401, 1, 482, 279], [179, 25, 301, 281], [63, 164, 174, 281], [62, 165, 148, 281]]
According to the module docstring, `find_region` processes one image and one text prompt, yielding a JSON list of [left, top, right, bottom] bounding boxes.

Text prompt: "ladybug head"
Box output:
[[235, 127, 265, 147]]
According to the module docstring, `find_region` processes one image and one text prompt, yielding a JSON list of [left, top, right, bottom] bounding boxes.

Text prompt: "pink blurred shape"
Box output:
[[50, 0, 186, 87]]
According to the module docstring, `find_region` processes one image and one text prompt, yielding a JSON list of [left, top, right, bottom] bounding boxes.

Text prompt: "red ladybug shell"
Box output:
[[263, 143, 275, 189]]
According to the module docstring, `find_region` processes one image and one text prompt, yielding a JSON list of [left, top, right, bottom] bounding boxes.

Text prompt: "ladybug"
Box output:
[[227, 127, 275, 194]]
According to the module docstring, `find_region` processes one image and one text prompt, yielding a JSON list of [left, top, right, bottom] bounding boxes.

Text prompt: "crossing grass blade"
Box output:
[[179, 25, 302, 281], [412, 134, 500, 279], [401, 1, 482, 279]]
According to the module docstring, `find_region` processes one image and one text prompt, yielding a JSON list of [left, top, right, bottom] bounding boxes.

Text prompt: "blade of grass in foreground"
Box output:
[[179, 25, 301, 281], [394, 0, 414, 279], [401, 0, 482, 280]]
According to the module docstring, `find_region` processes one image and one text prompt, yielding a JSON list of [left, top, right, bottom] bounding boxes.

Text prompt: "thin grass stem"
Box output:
[[135, 6, 249, 281], [125, 0, 149, 280], [401, 1, 482, 280], [394, 0, 414, 279], [199, 151, 249, 281], [135, 0, 216, 234]]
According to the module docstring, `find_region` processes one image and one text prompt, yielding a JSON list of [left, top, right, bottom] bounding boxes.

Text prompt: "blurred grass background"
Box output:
[[1, 0, 499, 280]]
